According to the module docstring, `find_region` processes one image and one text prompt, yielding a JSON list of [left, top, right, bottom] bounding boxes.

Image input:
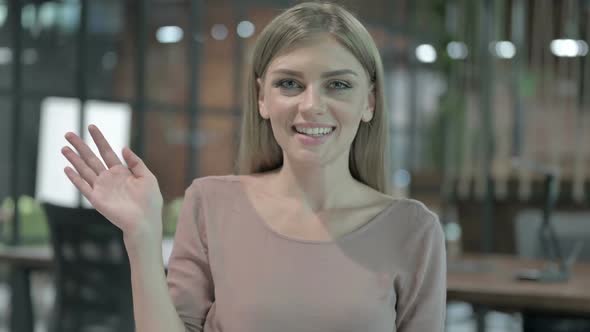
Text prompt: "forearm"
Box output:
[[125, 230, 185, 332]]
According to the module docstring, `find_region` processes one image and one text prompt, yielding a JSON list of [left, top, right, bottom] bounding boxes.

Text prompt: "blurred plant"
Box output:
[[0, 196, 50, 245], [520, 69, 537, 98], [416, 0, 466, 172], [162, 197, 183, 237], [430, 88, 466, 171]]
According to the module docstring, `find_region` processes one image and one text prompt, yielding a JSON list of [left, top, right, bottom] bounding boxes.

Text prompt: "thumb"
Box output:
[[122, 147, 151, 177]]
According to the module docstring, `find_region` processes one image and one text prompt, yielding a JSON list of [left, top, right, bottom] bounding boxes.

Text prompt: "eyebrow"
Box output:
[[271, 69, 359, 78]]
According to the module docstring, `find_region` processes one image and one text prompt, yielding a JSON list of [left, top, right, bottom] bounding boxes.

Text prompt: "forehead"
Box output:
[[267, 36, 366, 76]]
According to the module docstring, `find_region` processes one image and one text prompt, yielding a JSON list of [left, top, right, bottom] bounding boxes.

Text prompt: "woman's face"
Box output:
[[258, 35, 375, 167]]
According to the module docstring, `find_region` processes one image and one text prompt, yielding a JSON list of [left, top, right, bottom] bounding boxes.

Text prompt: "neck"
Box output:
[[269, 154, 358, 212]]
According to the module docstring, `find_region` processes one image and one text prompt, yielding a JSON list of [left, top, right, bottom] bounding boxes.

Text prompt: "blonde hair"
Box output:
[[237, 1, 391, 194]]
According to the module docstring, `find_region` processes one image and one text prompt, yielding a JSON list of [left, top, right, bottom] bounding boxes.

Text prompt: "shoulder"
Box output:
[[186, 175, 243, 195], [189, 174, 242, 186], [386, 198, 443, 239], [402, 198, 439, 224], [389, 199, 445, 274]]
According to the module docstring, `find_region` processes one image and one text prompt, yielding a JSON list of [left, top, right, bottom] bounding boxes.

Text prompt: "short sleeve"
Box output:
[[167, 181, 214, 332], [395, 207, 447, 332]]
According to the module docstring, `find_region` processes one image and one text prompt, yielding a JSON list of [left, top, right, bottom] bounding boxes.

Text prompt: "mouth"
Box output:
[[291, 125, 337, 137]]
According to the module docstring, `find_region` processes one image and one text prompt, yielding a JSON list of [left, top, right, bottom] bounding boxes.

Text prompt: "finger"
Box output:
[[65, 132, 107, 175], [62, 146, 98, 186], [122, 147, 152, 178], [64, 166, 93, 200], [88, 124, 123, 168]]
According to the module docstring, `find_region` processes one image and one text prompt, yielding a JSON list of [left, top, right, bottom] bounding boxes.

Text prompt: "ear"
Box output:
[[362, 84, 375, 122], [257, 78, 270, 119]]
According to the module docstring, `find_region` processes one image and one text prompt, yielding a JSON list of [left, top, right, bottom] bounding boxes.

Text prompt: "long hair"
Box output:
[[237, 1, 391, 194]]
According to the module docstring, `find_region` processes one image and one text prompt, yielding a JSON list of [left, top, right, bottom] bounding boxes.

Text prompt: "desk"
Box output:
[[0, 239, 174, 268], [0, 245, 53, 269], [447, 254, 590, 315], [0, 239, 174, 332]]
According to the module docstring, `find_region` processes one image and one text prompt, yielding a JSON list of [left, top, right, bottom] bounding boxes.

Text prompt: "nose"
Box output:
[[299, 85, 326, 115]]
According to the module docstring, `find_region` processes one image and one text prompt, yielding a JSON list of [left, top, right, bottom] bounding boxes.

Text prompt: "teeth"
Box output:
[[294, 126, 334, 136]]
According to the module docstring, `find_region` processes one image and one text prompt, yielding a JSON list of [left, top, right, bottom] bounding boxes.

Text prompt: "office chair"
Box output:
[[43, 203, 134, 332]]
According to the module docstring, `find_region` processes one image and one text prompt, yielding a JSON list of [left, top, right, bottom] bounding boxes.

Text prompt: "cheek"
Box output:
[[333, 90, 366, 107], [331, 99, 365, 124], [265, 96, 297, 138], [267, 95, 298, 120]]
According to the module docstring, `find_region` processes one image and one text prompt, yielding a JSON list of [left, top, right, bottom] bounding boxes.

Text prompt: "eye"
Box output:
[[273, 79, 303, 90], [328, 80, 352, 90]]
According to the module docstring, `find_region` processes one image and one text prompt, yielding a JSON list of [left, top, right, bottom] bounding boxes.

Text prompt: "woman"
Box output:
[[62, 2, 446, 331]]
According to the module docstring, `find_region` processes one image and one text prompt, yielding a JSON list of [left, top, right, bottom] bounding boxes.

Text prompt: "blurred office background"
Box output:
[[0, 0, 589, 331]]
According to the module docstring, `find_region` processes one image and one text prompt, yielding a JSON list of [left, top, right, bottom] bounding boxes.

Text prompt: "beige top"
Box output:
[[167, 176, 446, 332]]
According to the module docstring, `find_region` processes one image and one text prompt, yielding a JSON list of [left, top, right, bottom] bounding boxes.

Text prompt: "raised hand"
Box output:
[[62, 125, 163, 241]]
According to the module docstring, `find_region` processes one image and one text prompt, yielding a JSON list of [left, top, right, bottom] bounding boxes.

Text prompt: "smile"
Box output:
[[292, 126, 335, 137]]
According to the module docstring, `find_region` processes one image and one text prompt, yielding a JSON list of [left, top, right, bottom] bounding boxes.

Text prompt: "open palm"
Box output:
[[62, 125, 163, 238]]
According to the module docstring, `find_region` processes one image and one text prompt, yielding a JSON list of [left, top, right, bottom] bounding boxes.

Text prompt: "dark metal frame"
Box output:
[[9, 0, 23, 246], [3, 0, 207, 235], [4, 1, 202, 331]]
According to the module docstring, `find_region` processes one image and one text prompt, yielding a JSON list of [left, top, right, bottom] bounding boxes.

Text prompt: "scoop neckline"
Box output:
[[235, 176, 399, 245], [250, 199, 398, 245]]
